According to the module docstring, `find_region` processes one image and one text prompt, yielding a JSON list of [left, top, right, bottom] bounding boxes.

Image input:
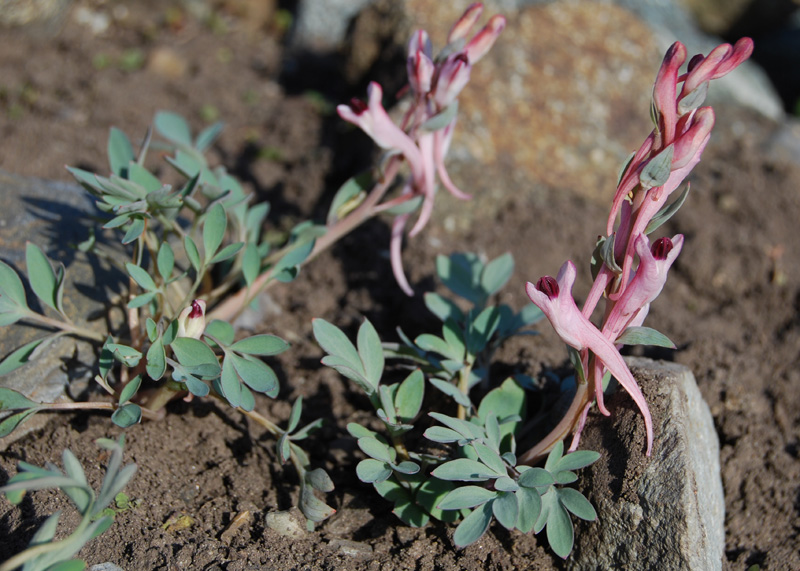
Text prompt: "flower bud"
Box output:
[[464, 14, 506, 64], [433, 53, 471, 109], [448, 3, 484, 45], [177, 299, 206, 339]]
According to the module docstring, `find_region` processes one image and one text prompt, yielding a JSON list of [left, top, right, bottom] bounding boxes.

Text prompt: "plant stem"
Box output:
[[517, 382, 590, 465], [35, 401, 161, 420], [207, 158, 402, 323], [20, 313, 106, 344], [456, 364, 473, 420]]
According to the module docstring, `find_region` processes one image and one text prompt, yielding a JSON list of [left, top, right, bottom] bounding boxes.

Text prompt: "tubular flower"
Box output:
[[177, 299, 206, 339], [338, 3, 505, 295], [526, 261, 654, 455], [604, 234, 683, 338]]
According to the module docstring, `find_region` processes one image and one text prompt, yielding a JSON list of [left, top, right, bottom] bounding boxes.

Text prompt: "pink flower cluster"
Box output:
[[337, 3, 506, 295], [526, 39, 753, 456]]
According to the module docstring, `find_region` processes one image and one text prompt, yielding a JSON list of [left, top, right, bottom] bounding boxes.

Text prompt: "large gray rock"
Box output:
[[568, 358, 724, 571], [0, 169, 115, 449]]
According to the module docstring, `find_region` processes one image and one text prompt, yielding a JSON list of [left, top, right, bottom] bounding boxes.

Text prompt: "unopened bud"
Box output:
[[177, 299, 206, 339], [536, 276, 559, 299], [448, 3, 484, 44], [464, 14, 506, 64]]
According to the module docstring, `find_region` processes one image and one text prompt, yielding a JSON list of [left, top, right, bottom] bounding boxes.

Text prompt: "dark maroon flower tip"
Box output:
[[189, 300, 204, 319], [651, 237, 674, 260], [536, 276, 559, 299], [687, 54, 704, 73], [454, 53, 469, 65], [348, 98, 368, 114]]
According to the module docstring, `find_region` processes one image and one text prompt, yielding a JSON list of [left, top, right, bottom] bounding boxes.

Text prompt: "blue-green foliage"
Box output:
[[0, 436, 135, 571]]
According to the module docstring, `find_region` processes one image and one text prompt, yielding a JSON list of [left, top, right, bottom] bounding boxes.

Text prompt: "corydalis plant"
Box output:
[[0, 436, 134, 571], [518, 39, 753, 464], [337, 3, 505, 295]]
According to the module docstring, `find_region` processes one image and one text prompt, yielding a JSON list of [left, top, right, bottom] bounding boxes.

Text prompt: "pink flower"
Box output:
[[337, 82, 425, 185], [603, 234, 683, 341], [526, 261, 654, 455]]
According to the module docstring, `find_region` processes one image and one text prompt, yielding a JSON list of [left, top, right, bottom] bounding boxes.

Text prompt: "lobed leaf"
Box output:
[[230, 353, 278, 396], [518, 467, 555, 489], [125, 263, 157, 292], [171, 337, 219, 369], [423, 292, 464, 324], [203, 203, 227, 263], [26, 242, 59, 312], [195, 121, 224, 151], [326, 171, 372, 224], [0, 260, 28, 309], [357, 319, 384, 388], [452, 501, 493, 548], [394, 369, 424, 423], [554, 449, 601, 473], [492, 491, 519, 530], [557, 487, 597, 522], [146, 336, 167, 381], [0, 409, 39, 438], [429, 378, 472, 408], [615, 326, 676, 349], [0, 336, 55, 375], [356, 458, 392, 483], [111, 403, 142, 428], [515, 485, 543, 533], [358, 436, 395, 464], [121, 217, 146, 245], [645, 183, 690, 235], [431, 458, 499, 482], [437, 485, 496, 510], [546, 493, 575, 559], [118, 375, 142, 405], [108, 127, 135, 177], [480, 252, 514, 297], [229, 334, 289, 356], [640, 144, 674, 189], [157, 242, 175, 282], [154, 111, 193, 146], [184, 236, 201, 272]]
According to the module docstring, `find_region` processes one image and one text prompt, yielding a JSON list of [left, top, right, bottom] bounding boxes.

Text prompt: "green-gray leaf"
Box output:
[[558, 487, 597, 521], [431, 458, 499, 482], [546, 494, 575, 559], [358, 436, 394, 463], [0, 260, 28, 309], [154, 111, 193, 146], [111, 403, 142, 428], [25, 242, 58, 312], [492, 490, 519, 530], [229, 334, 289, 356], [203, 203, 227, 263], [394, 369, 424, 423], [615, 326, 676, 349], [437, 485, 496, 510], [639, 144, 674, 189], [452, 501, 493, 548], [357, 319, 384, 388], [480, 252, 514, 297], [356, 458, 392, 483], [146, 336, 167, 380], [125, 263, 157, 292]]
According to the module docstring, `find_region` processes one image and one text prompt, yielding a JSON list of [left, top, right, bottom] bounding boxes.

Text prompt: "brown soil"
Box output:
[[1, 2, 799, 570]]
